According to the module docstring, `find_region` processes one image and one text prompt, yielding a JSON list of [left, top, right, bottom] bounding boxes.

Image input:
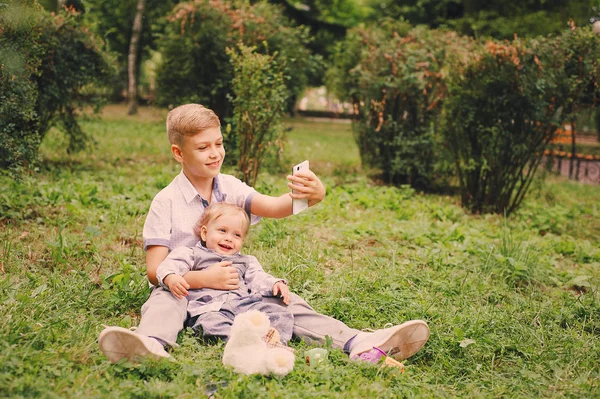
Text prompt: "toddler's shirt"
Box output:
[[156, 244, 284, 318]]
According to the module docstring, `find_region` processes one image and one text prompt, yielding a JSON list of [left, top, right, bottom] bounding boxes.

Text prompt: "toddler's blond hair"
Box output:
[[194, 203, 250, 238]]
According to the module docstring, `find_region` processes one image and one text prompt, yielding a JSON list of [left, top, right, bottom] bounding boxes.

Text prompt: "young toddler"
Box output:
[[157, 203, 293, 343]]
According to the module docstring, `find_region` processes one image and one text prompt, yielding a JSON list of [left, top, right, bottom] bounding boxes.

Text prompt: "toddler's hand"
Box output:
[[164, 274, 190, 299], [273, 281, 290, 305], [287, 169, 326, 206], [204, 261, 239, 290]]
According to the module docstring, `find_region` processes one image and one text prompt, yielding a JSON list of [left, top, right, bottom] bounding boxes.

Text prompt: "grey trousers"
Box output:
[[188, 293, 294, 343], [135, 287, 360, 348]]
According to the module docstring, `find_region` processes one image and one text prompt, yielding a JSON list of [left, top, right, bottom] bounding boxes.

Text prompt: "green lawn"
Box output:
[[1, 105, 599, 398]]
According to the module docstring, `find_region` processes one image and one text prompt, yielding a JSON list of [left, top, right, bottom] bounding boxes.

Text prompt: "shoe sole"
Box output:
[[381, 320, 430, 361], [352, 320, 430, 361], [98, 328, 167, 363]]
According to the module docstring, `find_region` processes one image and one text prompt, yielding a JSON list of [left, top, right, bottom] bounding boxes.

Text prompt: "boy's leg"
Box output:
[[98, 287, 187, 363], [135, 286, 188, 345], [262, 293, 359, 348], [263, 293, 430, 361]]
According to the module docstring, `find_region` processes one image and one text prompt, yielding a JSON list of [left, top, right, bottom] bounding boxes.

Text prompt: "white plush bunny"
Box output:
[[222, 310, 295, 376]]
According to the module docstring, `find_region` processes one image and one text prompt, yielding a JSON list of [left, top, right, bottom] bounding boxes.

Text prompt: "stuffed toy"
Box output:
[[222, 310, 295, 376]]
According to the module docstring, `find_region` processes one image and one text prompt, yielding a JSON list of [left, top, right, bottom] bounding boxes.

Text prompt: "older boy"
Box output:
[[98, 104, 429, 364]]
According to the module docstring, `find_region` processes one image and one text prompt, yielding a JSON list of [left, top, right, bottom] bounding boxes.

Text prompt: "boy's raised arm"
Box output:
[[250, 169, 326, 218]]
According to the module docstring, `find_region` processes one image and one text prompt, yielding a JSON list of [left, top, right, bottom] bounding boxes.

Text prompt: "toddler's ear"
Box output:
[[200, 225, 208, 242]]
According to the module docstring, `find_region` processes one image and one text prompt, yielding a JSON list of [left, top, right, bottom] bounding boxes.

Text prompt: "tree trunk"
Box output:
[[127, 0, 146, 115]]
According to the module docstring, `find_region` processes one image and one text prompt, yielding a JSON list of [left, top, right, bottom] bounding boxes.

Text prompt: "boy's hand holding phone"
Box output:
[[288, 160, 326, 214]]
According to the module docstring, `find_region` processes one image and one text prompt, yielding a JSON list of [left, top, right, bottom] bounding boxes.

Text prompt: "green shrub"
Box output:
[[442, 27, 600, 215], [328, 24, 469, 189], [155, 0, 314, 118], [0, 2, 114, 171], [227, 44, 288, 185], [0, 1, 44, 171], [441, 38, 562, 215], [533, 24, 600, 127]]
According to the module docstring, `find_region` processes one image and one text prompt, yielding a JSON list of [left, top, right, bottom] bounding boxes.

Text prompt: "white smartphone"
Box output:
[[292, 160, 309, 215]]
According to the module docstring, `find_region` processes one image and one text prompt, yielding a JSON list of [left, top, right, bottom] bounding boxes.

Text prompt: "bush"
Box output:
[[0, 1, 44, 171], [328, 23, 470, 189], [0, 2, 114, 171], [154, 0, 314, 119], [226, 44, 288, 185], [441, 38, 561, 215]]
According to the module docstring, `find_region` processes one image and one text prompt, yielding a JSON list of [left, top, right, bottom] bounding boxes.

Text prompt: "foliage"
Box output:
[[441, 27, 600, 215], [82, 0, 177, 100], [1, 108, 599, 397], [154, 0, 314, 118], [227, 44, 288, 185], [328, 23, 469, 189], [532, 23, 600, 120], [0, 2, 114, 171], [0, 1, 44, 171], [367, 0, 597, 39], [440, 38, 558, 215], [330, 17, 600, 215]]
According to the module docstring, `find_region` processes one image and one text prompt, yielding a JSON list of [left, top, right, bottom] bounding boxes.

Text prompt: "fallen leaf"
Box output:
[[459, 338, 476, 348]]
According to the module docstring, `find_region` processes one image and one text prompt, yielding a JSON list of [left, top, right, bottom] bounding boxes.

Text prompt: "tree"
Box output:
[[127, 0, 145, 114], [366, 0, 597, 39], [155, 0, 314, 119], [83, 0, 177, 101]]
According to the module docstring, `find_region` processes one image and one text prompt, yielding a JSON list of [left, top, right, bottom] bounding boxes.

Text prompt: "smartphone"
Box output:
[[292, 160, 309, 215]]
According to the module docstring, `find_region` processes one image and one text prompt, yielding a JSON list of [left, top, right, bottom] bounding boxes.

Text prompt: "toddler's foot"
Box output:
[[349, 320, 429, 361], [98, 326, 170, 363]]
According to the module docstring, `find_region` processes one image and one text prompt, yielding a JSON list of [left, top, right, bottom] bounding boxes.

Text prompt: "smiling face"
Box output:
[[200, 213, 247, 255], [171, 127, 225, 181]]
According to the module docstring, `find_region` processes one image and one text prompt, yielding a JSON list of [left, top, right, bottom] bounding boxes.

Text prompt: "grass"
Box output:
[[1, 105, 599, 398]]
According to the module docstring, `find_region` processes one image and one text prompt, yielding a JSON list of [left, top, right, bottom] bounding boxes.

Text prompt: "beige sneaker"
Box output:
[[349, 320, 430, 361], [98, 326, 170, 363]]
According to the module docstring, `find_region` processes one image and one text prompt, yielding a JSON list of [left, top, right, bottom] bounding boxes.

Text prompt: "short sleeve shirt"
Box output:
[[143, 171, 260, 251]]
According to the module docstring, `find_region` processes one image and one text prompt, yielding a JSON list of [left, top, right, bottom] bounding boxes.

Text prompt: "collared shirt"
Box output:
[[143, 171, 260, 251], [156, 244, 284, 317]]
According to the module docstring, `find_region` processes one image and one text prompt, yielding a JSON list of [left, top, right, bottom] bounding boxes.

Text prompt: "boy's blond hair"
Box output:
[[194, 203, 250, 238], [166, 104, 221, 146]]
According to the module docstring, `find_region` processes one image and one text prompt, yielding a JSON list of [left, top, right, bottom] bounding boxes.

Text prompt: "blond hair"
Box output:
[[194, 203, 250, 238], [166, 104, 221, 146]]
